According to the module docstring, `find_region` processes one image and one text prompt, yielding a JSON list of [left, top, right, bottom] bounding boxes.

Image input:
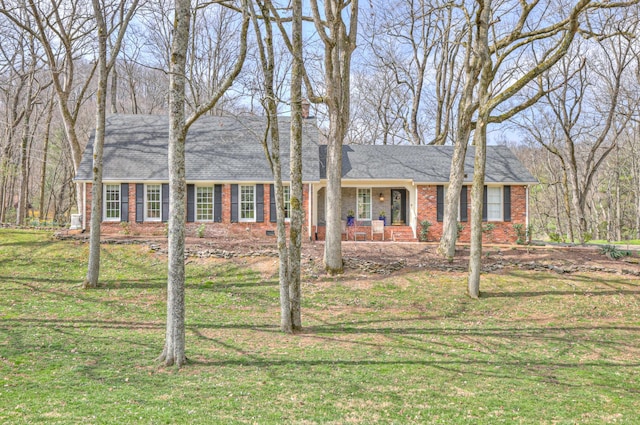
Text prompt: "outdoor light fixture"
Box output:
[[379, 193, 384, 202]]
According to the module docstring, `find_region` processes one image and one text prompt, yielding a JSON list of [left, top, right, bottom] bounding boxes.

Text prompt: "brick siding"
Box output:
[[86, 182, 526, 243], [416, 184, 527, 244], [86, 183, 311, 239]]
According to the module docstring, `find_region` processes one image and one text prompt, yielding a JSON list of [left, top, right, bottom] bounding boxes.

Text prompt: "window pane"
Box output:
[[357, 188, 371, 220], [240, 185, 255, 220], [196, 186, 214, 221], [105, 185, 120, 220], [487, 187, 502, 221], [283, 186, 290, 219], [146, 184, 161, 219]]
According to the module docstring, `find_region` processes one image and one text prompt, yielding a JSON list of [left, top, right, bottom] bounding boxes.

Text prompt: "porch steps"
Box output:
[[391, 227, 418, 242]]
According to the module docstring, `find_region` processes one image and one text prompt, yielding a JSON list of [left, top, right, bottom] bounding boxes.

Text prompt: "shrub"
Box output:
[[482, 223, 496, 234], [419, 220, 431, 242], [548, 232, 563, 243], [513, 223, 526, 244], [120, 221, 131, 235], [197, 223, 206, 238], [599, 245, 630, 260]]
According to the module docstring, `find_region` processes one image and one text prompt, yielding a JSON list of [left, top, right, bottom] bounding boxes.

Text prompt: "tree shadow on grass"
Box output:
[[481, 270, 640, 298], [4, 313, 639, 393], [188, 326, 640, 392], [481, 289, 640, 298]]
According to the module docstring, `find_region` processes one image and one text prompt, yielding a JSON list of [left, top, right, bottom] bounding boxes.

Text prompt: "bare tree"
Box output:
[[84, 0, 139, 289], [158, 0, 249, 368], [360, 0, 463, 145], [38, 99, 55, 222], [465, 0, 639, 298], [518, 11, 639, 244], [1, 0, 98, 215], [249, 0, 304, 332], [311, 0, 359, 274], [438, 0, 637, 265], [269, 0, 358, 274]]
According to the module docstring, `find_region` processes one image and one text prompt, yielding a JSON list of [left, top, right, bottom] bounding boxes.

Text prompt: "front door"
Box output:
[[391, 189, 406, 225]]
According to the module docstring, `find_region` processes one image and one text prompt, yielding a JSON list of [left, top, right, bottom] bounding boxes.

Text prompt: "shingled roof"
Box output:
[[318, 144, 537, 184], [75, 114, 321, 182], [76, 114, 536, 185]]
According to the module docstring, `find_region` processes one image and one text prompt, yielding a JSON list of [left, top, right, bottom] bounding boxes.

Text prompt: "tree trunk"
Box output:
[[438, 23, 478, 260], [288, 0, 304, 330], [467, 117, 488, 299], [250, 0, 292, 333], [615, 145, 621, 241], [323, 118, 344, 274], [84, 0, 109, 288], [17, 99, 32, 225], [467, 0, 491, 299], [84, 0, 137, 288], [309, 0, 358, 275], [39, 101, 54, 221], [17, 44, 36, 226], [566, 162, 587, 243], [110, 67, 118, 114], [158, 0, 190, 368]]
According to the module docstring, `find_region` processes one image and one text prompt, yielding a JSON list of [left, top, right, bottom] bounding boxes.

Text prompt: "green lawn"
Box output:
[[1, 229, 639, 424]]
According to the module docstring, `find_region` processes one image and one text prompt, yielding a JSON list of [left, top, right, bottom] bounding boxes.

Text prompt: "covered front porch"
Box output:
[[310, 182, 418, 242]]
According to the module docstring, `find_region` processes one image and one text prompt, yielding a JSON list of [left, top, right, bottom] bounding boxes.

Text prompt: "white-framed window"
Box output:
[[104, 184, 121, 221], [487, 186, 502, 221], [357, 188, 371, 220], [196, 186, 214, 221], [145, 184, 161, 221], [283, 185, 291, 220], [240, 185, 255, 221]]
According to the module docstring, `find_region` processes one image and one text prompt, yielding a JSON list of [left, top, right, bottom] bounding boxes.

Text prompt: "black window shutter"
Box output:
[[269, 184, 276, 223], [186, 184, 195, 222], [161, 183, 169, 222], [230, 184, 238, 223], [436, 185, 444, 222], [214, 185, 222, 223], [482, 186, 488, 222], [136, 183, 144, 223], [121, 183, 129, 222], [460, 186, 467, 222], [256, 184, 264, 223], [503, 185, 511, 222]]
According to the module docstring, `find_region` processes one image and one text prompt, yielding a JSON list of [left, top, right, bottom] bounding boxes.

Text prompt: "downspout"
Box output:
[[412, 182, 417, 238], [308, 183, 313, 240], [82, 182, 87, 230], [525, 185, 529, 241]]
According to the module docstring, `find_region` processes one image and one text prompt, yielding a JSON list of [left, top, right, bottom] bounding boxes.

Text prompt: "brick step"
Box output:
[[393, 237, 418, 242], [391, 228, 417, 242]]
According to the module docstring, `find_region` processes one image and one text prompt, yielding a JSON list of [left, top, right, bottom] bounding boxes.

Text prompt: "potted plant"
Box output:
[[347, 210, 355, 226], [378, 211, 386, 225]]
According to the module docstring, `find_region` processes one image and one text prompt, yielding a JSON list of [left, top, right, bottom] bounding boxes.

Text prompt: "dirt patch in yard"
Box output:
[[60, 231, 640, 280]]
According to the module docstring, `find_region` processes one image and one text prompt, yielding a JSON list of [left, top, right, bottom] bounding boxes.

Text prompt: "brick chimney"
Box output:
[[301, 98, 310, 119]]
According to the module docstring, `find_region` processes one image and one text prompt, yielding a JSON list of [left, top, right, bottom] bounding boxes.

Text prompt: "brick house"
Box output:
[[75, 114, 537, 243]]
